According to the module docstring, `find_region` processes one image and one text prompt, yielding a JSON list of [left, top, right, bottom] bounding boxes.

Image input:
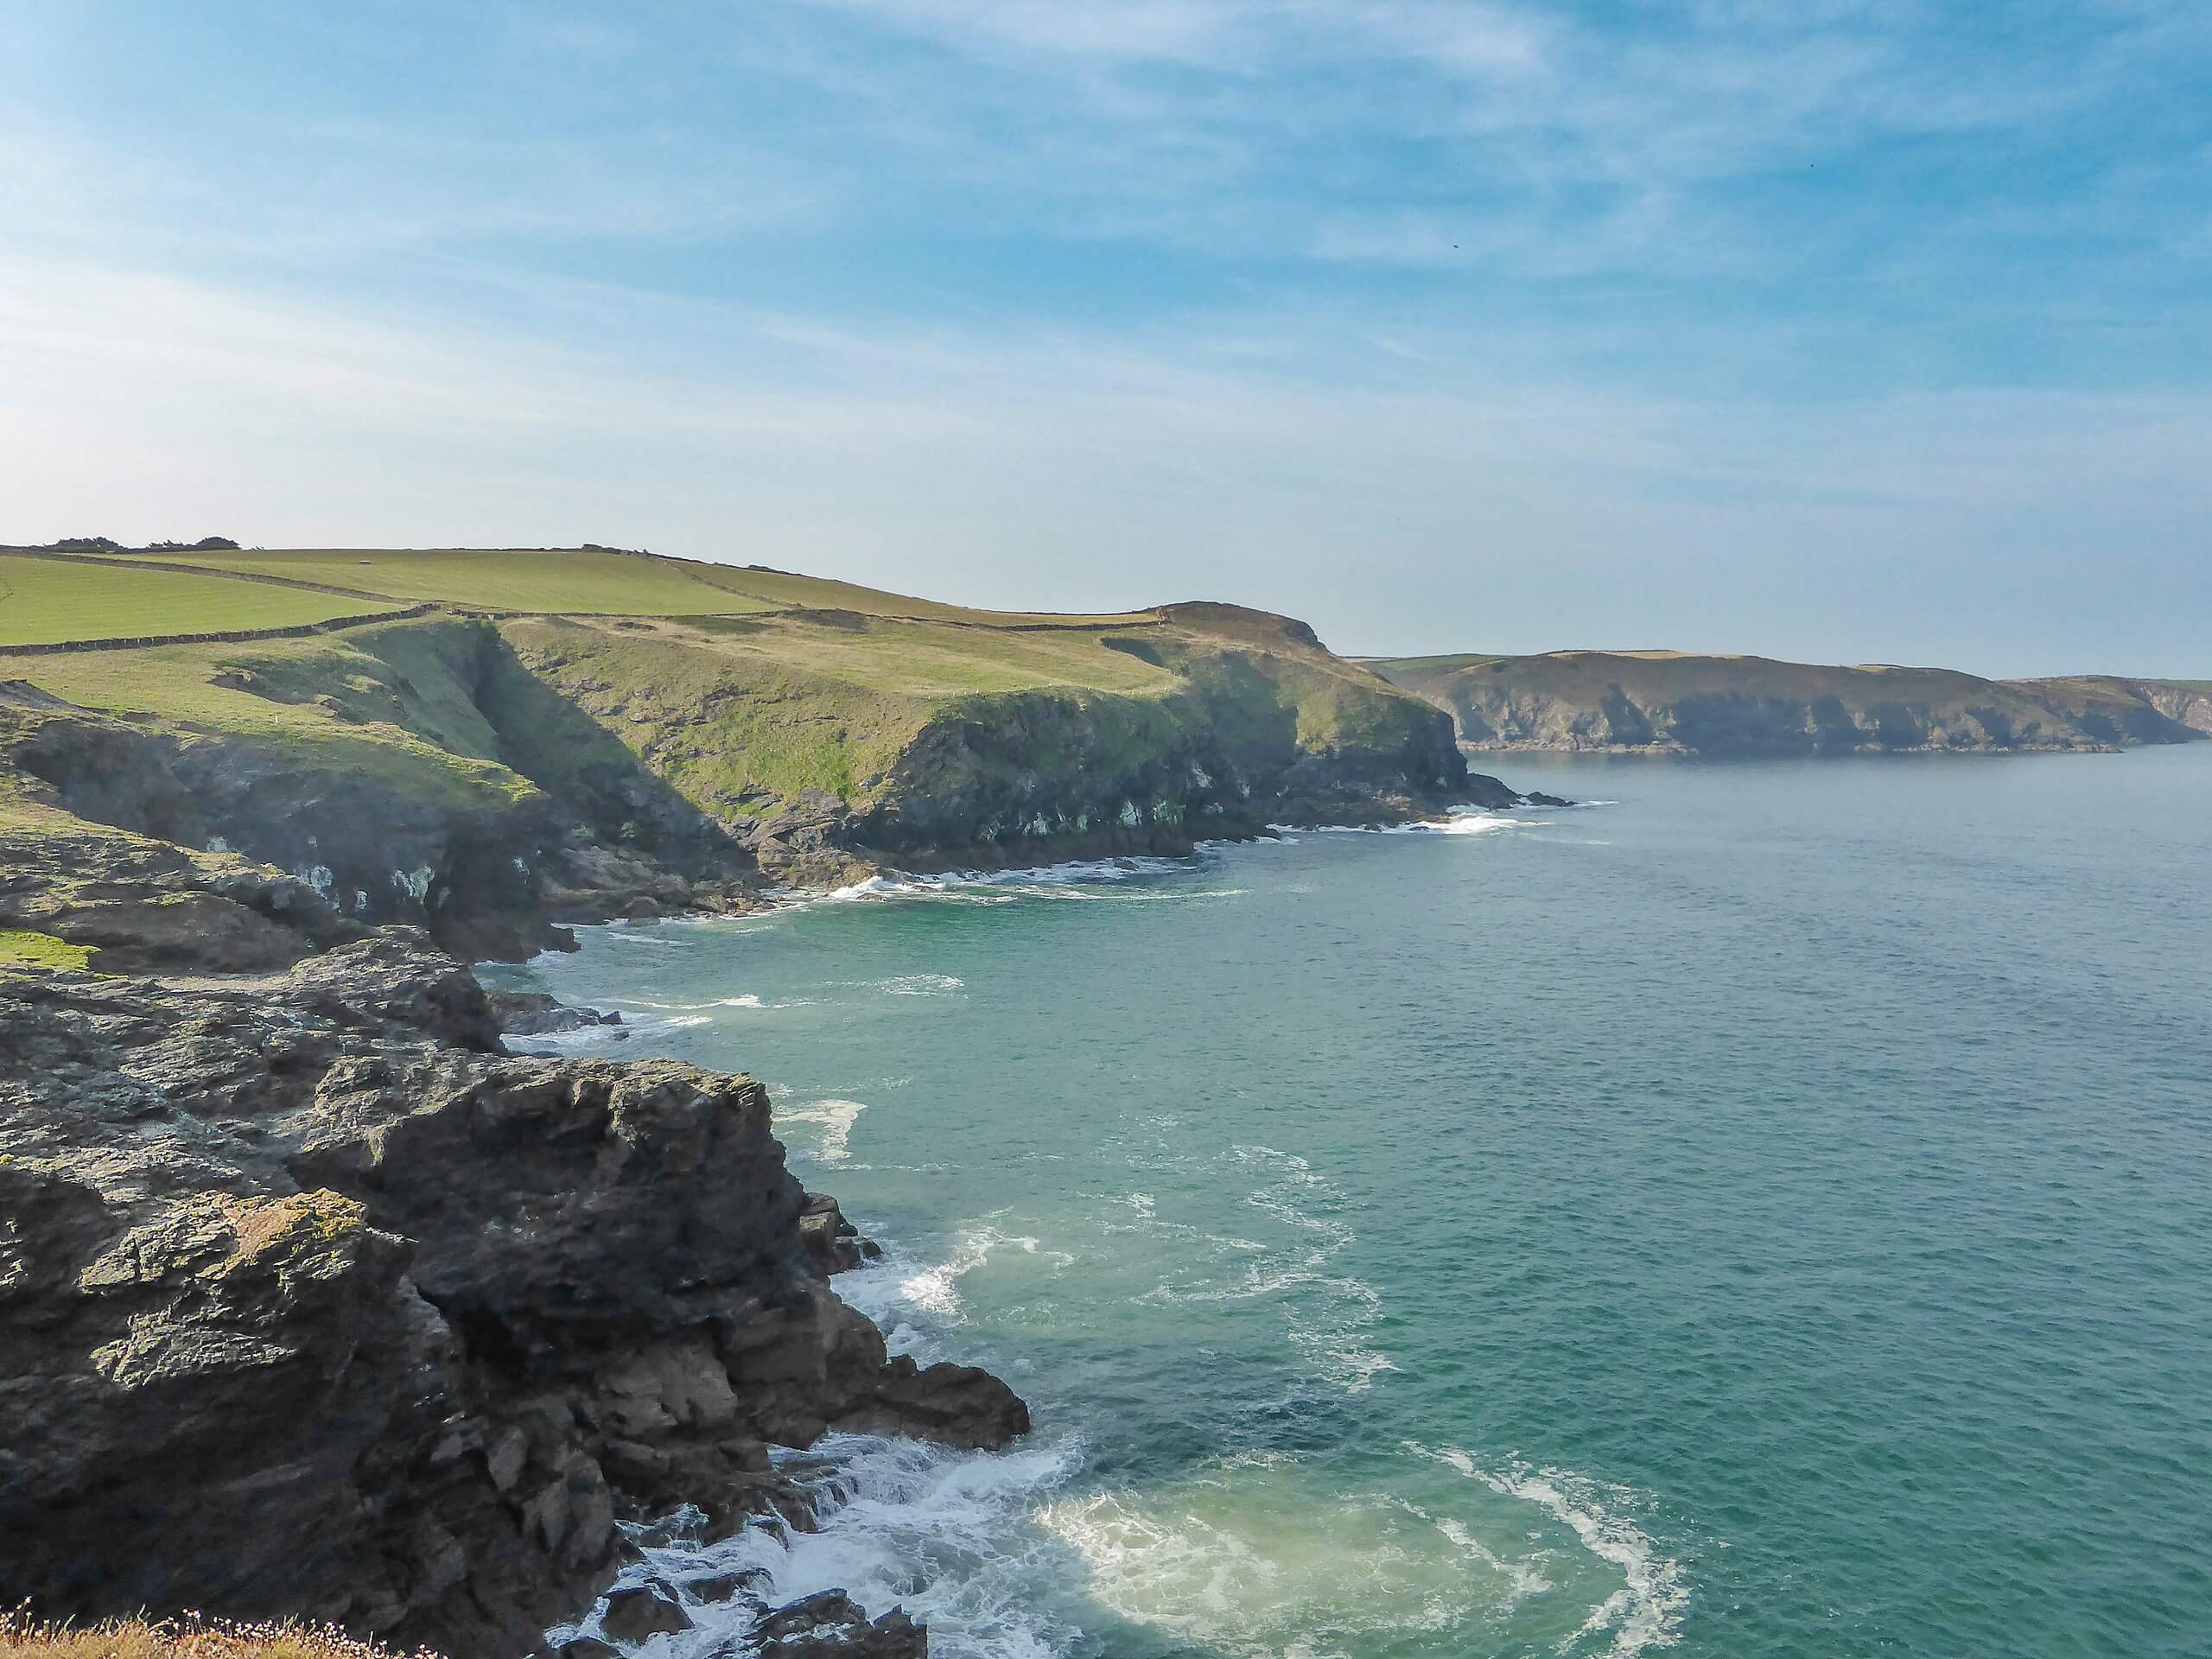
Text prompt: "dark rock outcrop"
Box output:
[[487, 989, 623, 1035], [748, 1591, 925, 1657], [799, 1191, 884, 1277], [598, 1582, 692, 1643], [0, 932, 1026, 1656]]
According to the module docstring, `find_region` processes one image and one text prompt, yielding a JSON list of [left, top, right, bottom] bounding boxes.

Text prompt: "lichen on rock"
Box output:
[[0, 931, 1026, 1657]]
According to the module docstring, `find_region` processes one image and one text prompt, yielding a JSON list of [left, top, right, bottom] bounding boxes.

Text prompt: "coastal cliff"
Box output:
[[0, 548, 1548, 1656], [1368, 650, 2212, 756], [1, 553, 1533, 960], [0, 921, 1021, 1657]]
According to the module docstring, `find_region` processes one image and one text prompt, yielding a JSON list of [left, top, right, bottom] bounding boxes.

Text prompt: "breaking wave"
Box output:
[[1410, 1444, 1689, 1656], [556, 1433, 1085, 1659], [824, 856, 1201, 906], [775, 1097, 870, 1164], [1304, 810, 1535, 837]]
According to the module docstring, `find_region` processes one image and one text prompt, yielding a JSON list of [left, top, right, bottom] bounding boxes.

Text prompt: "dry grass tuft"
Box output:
[[0, 1610, 442, 1659]]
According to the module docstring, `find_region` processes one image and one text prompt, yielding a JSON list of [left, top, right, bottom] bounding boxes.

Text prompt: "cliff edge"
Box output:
[[0, 550, 1536, 959], [0, 924, 1023, 1656]]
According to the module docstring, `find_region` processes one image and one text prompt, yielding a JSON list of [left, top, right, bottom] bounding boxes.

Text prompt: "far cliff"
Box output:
[[1364, 650, 2212, 756]]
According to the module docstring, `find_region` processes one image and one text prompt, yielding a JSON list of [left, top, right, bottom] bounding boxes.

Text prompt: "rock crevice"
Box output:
[[0, 931, 1026, 1656]]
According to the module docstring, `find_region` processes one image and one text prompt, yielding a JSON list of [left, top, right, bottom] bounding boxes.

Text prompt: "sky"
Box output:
[[2, 2, 2208, 674]]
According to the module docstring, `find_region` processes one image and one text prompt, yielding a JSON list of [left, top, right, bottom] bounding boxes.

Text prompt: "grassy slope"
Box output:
[[0, 552, 1447, 852], [5, 620, 541, 813], [493, 602, 1429, 820], [1359, 652, 1503, 679], [154, 548, 782, 616], [148, 547, 1159, 626], [0, 554, 387, 645]]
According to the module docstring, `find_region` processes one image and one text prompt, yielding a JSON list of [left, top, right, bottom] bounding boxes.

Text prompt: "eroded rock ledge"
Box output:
[[0, 931, 1026, 1657]]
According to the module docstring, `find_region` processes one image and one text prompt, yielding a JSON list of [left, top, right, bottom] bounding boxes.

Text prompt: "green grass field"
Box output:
[[677, 561, 1158, 626], [161, 549, 784, 616], [0, 548, 1447, 832], [3, 545, 1167, 645], [667, 612, 1177, 696], [146, 547, 1159, 626], [0, 554, 388, 646]]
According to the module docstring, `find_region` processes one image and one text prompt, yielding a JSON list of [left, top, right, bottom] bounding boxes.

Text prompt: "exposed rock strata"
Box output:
[[1370, 651, 2212, 756], [0, 932, 1026, 1656], [0, 682, 758, 964], [1, 617, 1542, 963]]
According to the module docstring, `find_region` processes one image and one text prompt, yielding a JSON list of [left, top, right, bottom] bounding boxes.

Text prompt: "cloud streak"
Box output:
[[0, 0, 2207, 671]]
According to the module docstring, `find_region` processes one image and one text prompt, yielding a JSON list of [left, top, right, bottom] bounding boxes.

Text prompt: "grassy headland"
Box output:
[[0, 545, 1484, 959]]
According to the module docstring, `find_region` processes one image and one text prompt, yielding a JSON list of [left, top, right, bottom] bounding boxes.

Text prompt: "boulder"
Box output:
[[601, 1581, 692, 1643], [748, 1591, 925, 1657], [488, 989, 624, 1035]]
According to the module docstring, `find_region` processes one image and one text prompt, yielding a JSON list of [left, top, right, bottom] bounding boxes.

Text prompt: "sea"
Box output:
[[486, 748, 2212, 1659]]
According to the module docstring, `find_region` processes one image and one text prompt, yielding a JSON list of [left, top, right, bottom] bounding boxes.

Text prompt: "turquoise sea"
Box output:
[[491, 749, 2212, 1659]]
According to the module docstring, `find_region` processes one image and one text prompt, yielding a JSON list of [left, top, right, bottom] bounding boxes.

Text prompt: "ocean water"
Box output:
[[490, 750, 2212, 1659]]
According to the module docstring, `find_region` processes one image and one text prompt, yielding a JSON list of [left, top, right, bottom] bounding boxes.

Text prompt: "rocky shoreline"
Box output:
[[0, 602, 1556, 1656], [0, 927, 1021, 1657]]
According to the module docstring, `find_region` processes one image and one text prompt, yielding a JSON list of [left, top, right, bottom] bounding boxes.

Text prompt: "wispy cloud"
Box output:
[[0, 0, 2207, 670], [4, 246, 2207, 672]]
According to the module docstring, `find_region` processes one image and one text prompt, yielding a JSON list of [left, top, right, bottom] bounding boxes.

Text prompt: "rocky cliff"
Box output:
[[2007, 675, 2212, 747], [1369, 651, 2212, 756], [3, 600, 1532, 961], [0, 923, 1024, 1656], [0, 557, 1549, 1656]]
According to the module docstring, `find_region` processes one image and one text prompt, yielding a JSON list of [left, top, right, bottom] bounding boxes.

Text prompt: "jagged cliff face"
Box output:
[[497, 603, 1487, 872], [2, 603, 1501, 959], [0, 931, 1024, 1656], [0, 564, 1503, 1657], [1370, 652, 2212, 756]]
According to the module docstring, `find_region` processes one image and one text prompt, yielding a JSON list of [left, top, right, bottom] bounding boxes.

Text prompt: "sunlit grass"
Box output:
[[0, 929, 96, 970], [0, 556, 385, 646], [0, 1611, 441, 1659]]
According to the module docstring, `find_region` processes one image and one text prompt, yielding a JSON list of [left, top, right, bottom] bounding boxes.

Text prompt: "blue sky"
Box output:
[[2, 1, 2207, 672]]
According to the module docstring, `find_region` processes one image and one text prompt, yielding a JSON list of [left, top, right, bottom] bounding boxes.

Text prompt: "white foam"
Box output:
[[1434, 1516, 1555, 1603], [1130, 1147, 1393, 1396], [1038, 1459, 1571, 1649], [502, 1025, 628, 1052], [1289, 810, 1540, 838], [775, 1098, 869, 1164], [562, 1432, 1084, 1659], [897, 1224, 1075, 1324], [1409, 1444, 1688, 1657], [878, 973, 964, 996], [822, 855, 1200, 906]]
